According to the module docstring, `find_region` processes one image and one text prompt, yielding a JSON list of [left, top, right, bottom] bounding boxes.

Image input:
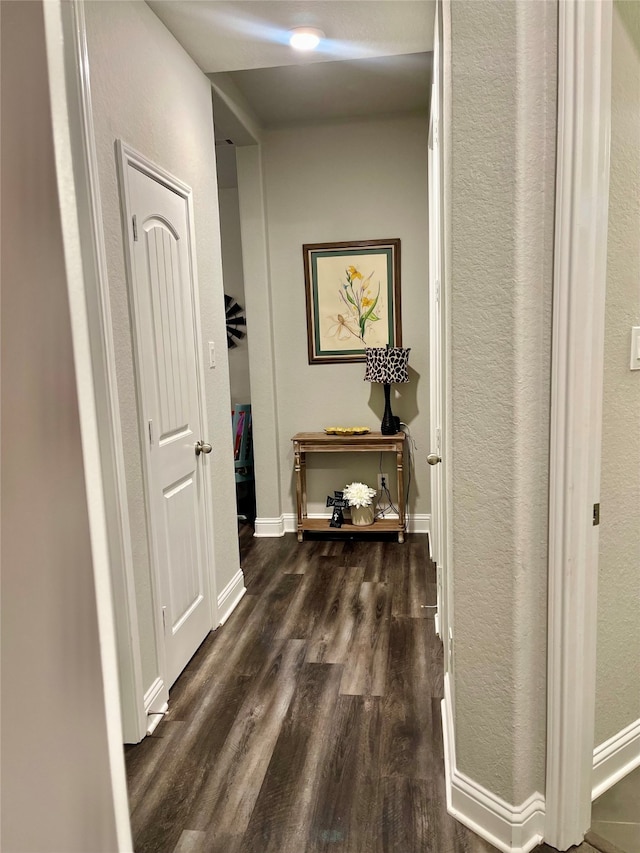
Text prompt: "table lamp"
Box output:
[[364, 346, 411, 435]]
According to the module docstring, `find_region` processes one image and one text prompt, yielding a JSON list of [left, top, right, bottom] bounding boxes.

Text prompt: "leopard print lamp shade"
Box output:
[[363, 347, 411, 384]]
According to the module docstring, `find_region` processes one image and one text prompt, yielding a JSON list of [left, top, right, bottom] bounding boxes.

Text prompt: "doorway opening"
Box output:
[[215, 135, 256, 533]]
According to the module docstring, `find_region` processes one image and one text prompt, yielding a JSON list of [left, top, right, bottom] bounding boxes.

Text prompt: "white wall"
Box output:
[[595, 0, 640, 747], [219, 187, 252, 405], [85, 0, 240, 697], [259, 114, 430, 519], [1, 2, 122, 849], [235, 145, 283, 522], [447, 0, 556, 804]]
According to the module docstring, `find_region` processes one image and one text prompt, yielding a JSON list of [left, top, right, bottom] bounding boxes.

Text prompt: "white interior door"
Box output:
[[428, 6, 452, 681], [123, 154, 214, 690]]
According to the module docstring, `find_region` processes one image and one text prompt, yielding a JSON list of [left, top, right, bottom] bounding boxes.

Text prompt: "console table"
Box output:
[[291, 431, 407, 543]]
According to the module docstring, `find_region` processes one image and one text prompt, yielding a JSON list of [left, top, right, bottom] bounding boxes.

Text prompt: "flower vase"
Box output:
[[350, 505, 375, 526]]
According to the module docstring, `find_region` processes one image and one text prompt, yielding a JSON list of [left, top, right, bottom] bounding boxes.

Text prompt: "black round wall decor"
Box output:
[[225, 295, 246, 349]]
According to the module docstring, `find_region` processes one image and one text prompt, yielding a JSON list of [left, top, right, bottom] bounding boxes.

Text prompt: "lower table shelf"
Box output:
[[298, 517, 405, 539]]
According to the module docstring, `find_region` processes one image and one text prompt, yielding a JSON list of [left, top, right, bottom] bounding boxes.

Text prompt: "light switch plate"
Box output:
[[208, 341, 215, 368], [631, 327, 640, 371]]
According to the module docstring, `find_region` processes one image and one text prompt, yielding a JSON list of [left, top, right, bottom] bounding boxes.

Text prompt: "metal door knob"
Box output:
[[427, 453, 442, 466], [195, 440, 212, 456]]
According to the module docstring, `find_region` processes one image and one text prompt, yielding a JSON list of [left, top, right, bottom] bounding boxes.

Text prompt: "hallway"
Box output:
[[125, 532, 589, 853]]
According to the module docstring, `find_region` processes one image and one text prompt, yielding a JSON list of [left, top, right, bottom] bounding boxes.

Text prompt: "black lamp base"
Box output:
[[380, 383, 400, 435]]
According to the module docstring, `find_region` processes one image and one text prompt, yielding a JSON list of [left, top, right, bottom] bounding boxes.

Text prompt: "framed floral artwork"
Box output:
[[302, 239, 401, 364]]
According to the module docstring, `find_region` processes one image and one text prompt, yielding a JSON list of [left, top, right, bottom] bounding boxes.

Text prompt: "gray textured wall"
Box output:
[[260, 115, 430, 519], [1, 2, 120, 848], [595, 1, 640, 747], [448, 0, 557, 803], [85, 0, 240, 695]]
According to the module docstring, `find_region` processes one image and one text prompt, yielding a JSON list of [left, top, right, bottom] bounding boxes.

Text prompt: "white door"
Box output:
[[124, 155, 214, 690], [428, 6, 452, 683]]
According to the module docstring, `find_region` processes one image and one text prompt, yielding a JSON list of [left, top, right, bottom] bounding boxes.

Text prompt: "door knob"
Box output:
[[427, 453, 442, 466], [195, 440, 212, 456]]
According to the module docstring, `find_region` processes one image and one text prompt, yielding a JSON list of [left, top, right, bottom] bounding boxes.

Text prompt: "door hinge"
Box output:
[[436, 427, 441, 454], [162, 606, 167, 633], [132, 214, 138, 242], [593, 503, 600, 526], [148, 419, 153, 447], [435, 280, 440, 303]]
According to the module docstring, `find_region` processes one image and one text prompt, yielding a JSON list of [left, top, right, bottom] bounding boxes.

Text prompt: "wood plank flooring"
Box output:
[[125, 530, 594, 853]]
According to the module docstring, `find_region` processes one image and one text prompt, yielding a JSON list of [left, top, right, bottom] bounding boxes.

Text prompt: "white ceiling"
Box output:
[[148, 0, 434, 185], [147, 1, 434, 73], [213, 52, 431, 130]]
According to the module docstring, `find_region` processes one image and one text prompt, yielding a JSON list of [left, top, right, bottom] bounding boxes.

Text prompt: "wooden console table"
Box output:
[[291, 432, 407, 543]]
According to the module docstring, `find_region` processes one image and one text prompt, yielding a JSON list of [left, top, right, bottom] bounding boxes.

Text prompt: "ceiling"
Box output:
[[212, 51, 431, 130], [147, 1, 434, 184], [147, 1, 434, 73]]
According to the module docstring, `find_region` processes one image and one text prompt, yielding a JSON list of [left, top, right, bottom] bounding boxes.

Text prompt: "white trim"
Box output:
[[59, 0, 146, 745], [430, 2, 454, 694], [178, 163, 220, 630], [117, 143, 195, 205], [441, 0, 455, 713], [406, 512, 431, 534], [217, 569, 247, 626], [279, 512, 431, 535], [146, 705, 168, 737], [442, 675, 544, 853], [116, 142, 220, 691], [116, 144, 169, 701], [592, 719, 640, 801], [144, 681, 168, 735], [545, 2, 612, 849], [143, 677, 166, 714], [43, 2, 134, 846], [254, 516, 287, 537]]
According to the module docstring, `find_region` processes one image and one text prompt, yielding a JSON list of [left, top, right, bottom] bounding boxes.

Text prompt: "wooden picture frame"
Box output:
[[303, 239, 401, 364]]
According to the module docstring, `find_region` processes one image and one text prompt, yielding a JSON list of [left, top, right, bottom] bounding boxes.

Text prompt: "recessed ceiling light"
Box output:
[[289, 27, 325, 51]]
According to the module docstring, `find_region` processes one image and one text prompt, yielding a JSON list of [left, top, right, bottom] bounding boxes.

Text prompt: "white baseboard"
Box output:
[[279, 512, 431, 535], [442, 674, 545, 853], [146, 702, 168, 736], [254, 515, 286, 537], [143, 676, 167, 728], [592, 718, 640, 800], [217, 568, 246, 626]]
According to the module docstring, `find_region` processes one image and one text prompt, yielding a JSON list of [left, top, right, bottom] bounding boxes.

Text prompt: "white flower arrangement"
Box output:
[[343, 481, 377, 508]]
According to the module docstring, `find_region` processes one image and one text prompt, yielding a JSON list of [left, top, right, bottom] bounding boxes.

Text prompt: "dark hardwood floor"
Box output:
[[125, 529, 592, 853]]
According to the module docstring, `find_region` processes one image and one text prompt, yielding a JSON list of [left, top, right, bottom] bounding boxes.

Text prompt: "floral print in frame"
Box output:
[[303, 239, 401, 364]]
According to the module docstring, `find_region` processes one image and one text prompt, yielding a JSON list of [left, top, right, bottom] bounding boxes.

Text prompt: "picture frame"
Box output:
[[303, 238, 401, 364]]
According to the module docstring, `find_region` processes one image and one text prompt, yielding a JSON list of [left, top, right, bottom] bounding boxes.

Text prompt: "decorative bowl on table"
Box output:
[[324, 426, 370, 435]]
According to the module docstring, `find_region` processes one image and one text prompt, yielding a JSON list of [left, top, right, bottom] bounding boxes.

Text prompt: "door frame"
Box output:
[[42, 0, 134, 845], [60, 0, 147, 744], [545, 0, 612, 848], [209, 78, 284, 536], [61, 0, 220, 743], [428, 1, 453, 688], [116, 141, 219, 703], [428, 10, 442, 599]]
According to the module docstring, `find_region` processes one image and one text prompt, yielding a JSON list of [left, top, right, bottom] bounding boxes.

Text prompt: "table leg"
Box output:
[[397, 443, 406, 543], [294, 444, 306, 542]]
